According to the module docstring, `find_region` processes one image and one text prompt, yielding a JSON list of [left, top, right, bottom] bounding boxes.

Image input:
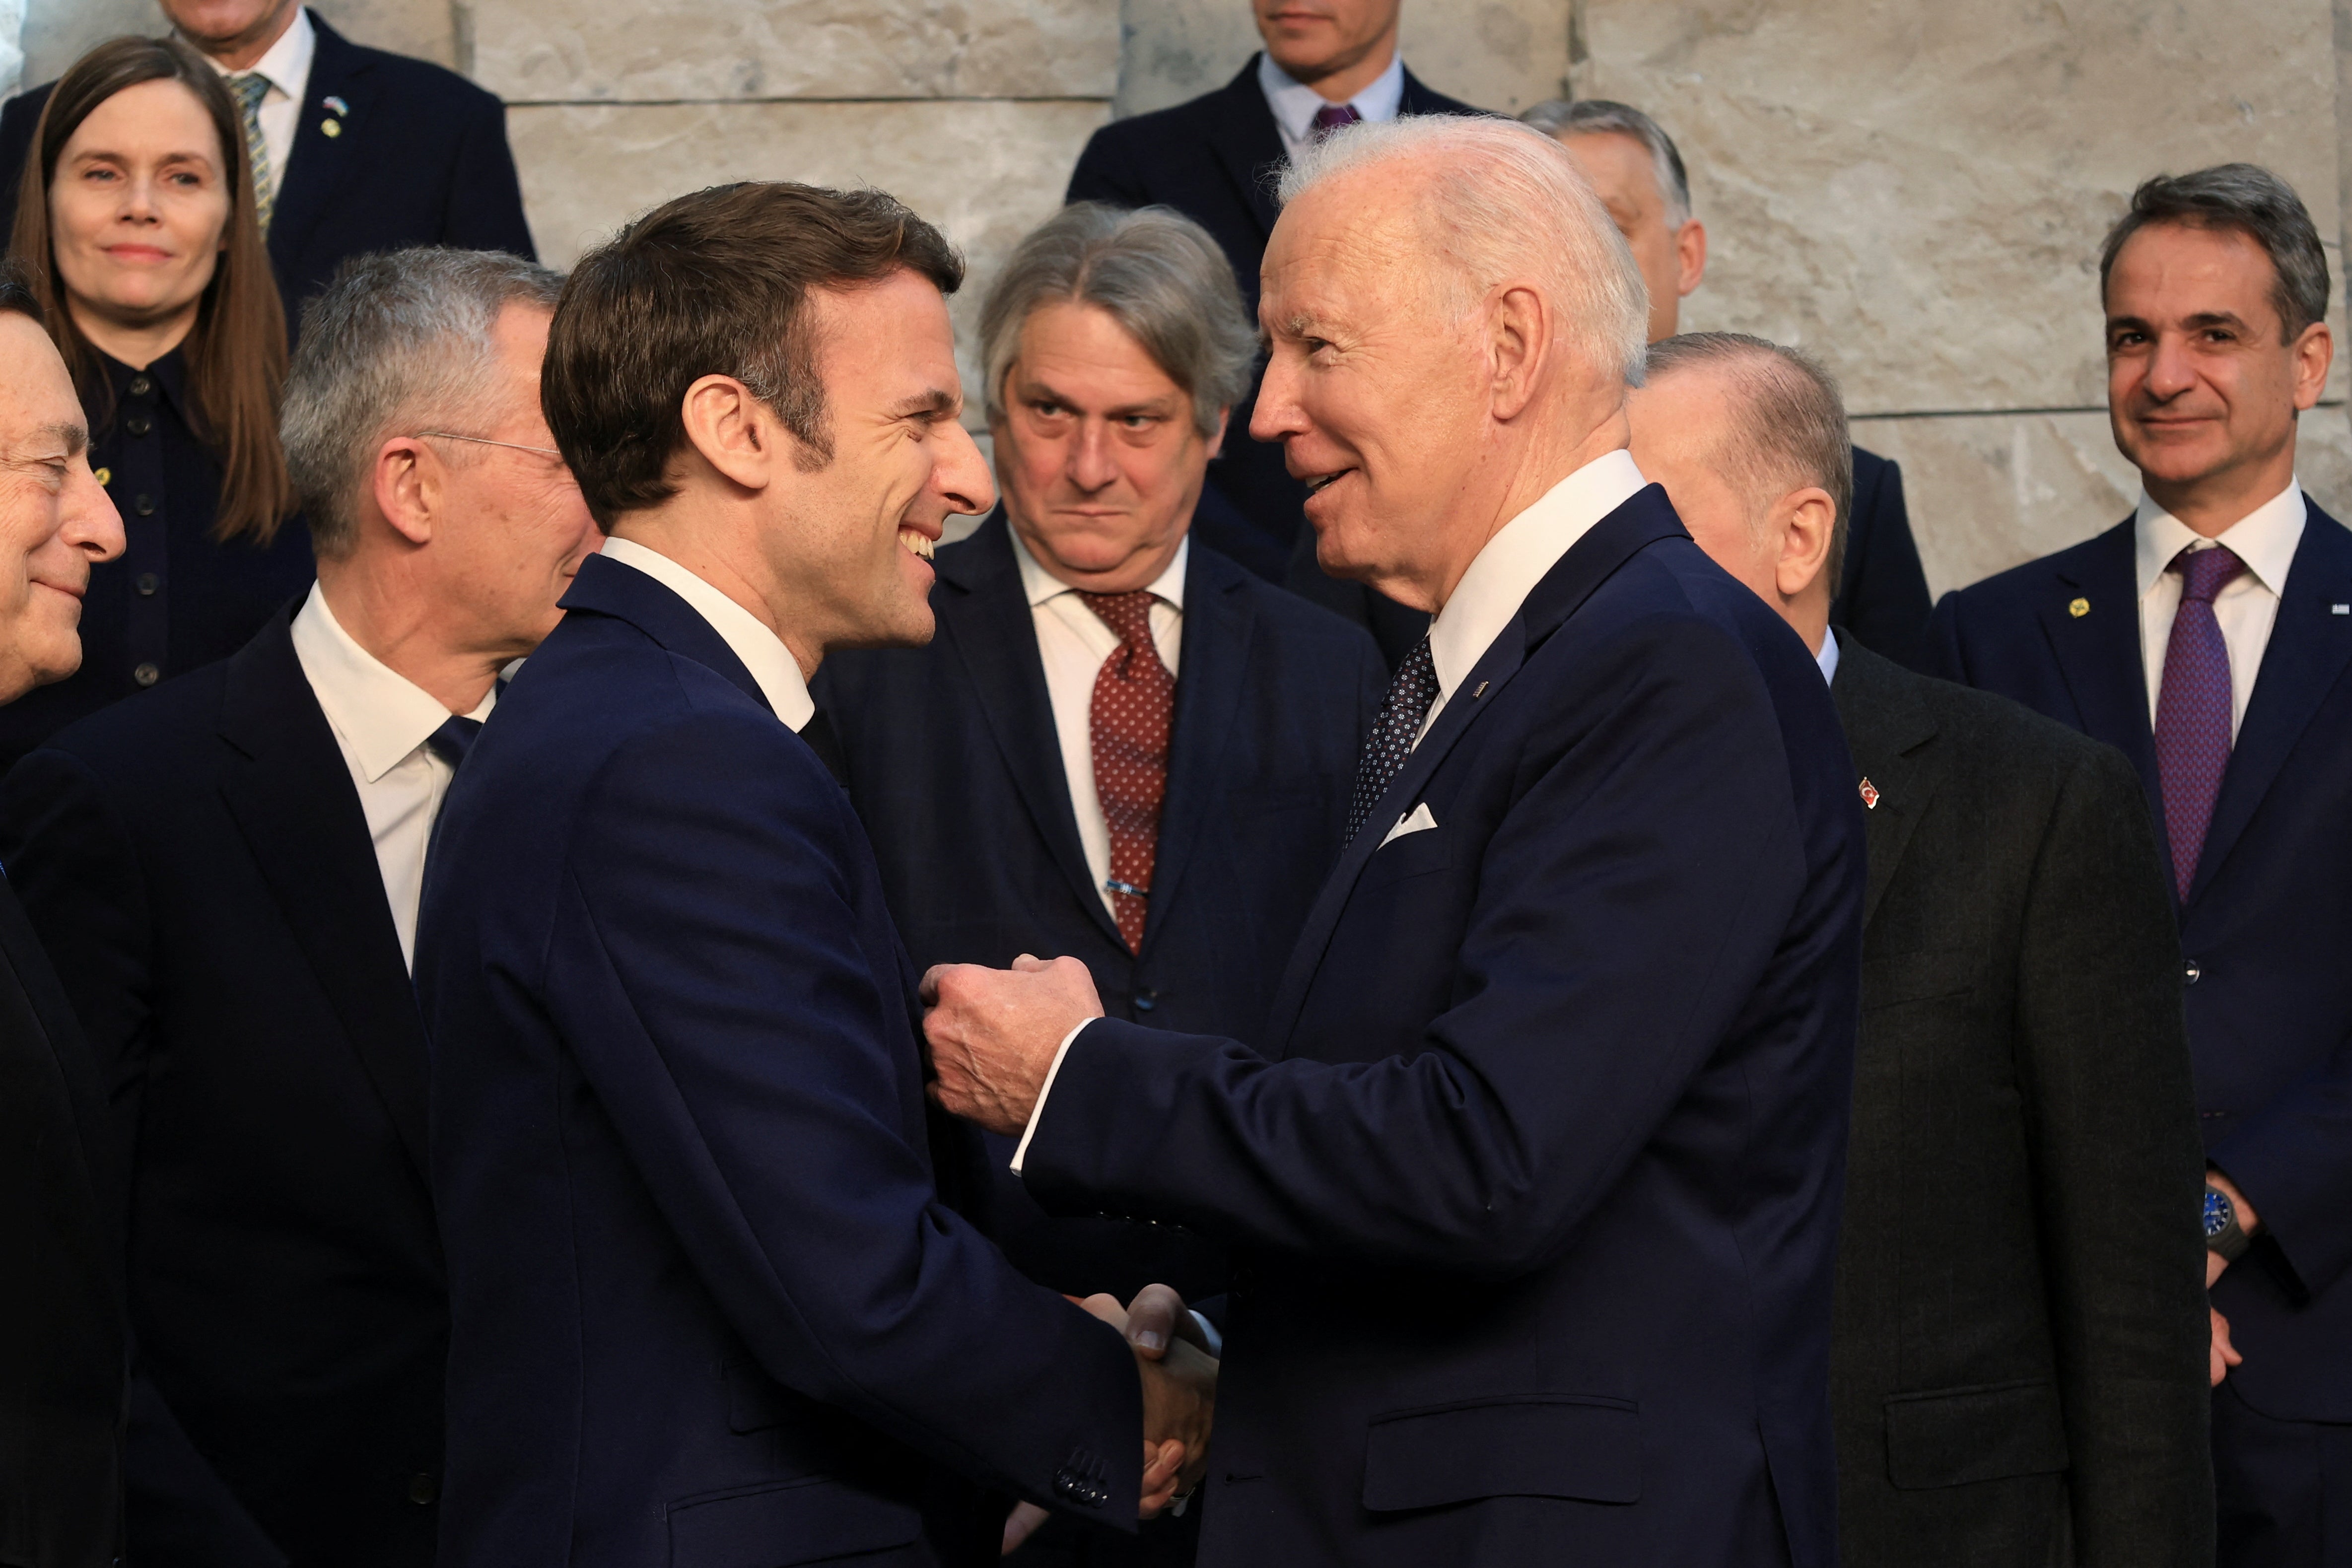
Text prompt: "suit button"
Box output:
[[135, 573, 159, 596], [125, 414, 152, 437], [134, 493, 155, 517], [1134, 988, 1159, 1013], [133, 662, 160, 687], [128, 375, 153, 397], [407, 1472, 437, 1505], [2185, 959, 2202, 985]]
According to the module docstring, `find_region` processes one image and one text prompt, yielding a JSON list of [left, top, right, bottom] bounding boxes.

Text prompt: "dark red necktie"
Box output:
[[1082, 591, 1174, 954], [2153, 544, 2245, 900], [1311, 103, 1361, 140]]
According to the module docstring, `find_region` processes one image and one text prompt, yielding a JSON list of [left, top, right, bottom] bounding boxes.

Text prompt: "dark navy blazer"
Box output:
[[1, 10, 536, 338], [1836, 448, 1934, 670], [415, 554, 1146, 1568], [1020, 487, 1865, 1567], [1926, 503, 2352, 1424], [816, 514, 1385, 1305], [0, 609, 447, 1565]]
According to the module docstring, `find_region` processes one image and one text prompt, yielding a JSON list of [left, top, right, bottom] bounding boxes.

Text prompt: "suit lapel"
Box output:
[[1206, 61, 1286, 251], [1138, 548, 1255, 962], [265, 14, 370, 294], [936, 517, 1122, 948], [1829, 642, 1943, 928], [2189, 504, 2352, 907], [560, 551, 773, 714], [2036, 520, 2156, 803], [215, 614, 431, 1181]]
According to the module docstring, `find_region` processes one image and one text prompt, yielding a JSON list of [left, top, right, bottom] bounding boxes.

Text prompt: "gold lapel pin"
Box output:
[[2068, 597, 2089, 618], [1472, 680, 1489, 698], [322, 119, 343, 138], [94, 466, 112, 486]]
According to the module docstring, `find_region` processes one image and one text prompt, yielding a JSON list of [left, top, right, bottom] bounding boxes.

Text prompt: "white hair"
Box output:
[[1276, 114, 1651, 386]]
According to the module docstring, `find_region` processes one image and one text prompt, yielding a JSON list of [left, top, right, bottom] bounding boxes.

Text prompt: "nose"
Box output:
[[1251, 347, 1307, 447], [937, 421, 997, 519], [2144, 331, 2198, 402], [1068, 418, 1119, 493], [63, 458, 125, 563]]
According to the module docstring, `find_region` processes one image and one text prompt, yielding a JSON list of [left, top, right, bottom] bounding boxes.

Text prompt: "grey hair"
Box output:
[[1521, 99, 1693, 228], [1645, 332, 1854, 596], [283, 247, 565, 558], [981, 203, 1256, 439], [1278, 115, 1652, 387], [2099, 164, 2330, 341]]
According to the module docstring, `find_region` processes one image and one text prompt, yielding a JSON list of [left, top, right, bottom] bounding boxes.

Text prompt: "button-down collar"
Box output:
[[597, 535, 816, 731], [289, 581, 493, 783], [1011, 524, 1190, 614], [1257, 48, 1406, 155], [2134, 479, 2305, 599]]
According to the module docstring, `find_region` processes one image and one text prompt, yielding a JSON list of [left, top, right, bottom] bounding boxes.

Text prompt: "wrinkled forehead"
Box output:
[[1262, 169, 1440, 327], [0, 317, 85, 455]]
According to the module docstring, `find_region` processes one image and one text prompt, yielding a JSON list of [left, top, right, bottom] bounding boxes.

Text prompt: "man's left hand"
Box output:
[[922, 954, 1103, 1136]]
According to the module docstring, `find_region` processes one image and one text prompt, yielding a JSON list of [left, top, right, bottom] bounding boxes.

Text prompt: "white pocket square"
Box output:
[[1378, 802, 1438, 848]]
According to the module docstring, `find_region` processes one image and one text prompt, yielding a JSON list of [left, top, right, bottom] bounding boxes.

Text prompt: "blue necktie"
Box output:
[[1344, 634, 1439, 846], [425, 715, 483, 772], [2152, 544, 2244, 900]]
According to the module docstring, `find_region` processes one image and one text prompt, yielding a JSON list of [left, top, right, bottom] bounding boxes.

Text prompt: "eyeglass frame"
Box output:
[[413, 431, 564, 458]]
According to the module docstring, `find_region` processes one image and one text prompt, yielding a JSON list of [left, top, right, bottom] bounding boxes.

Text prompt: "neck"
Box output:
[[315, 557, 504, 715], [1787, 590, 1831, 656], [2144, 442, 2297, 540], [609, 505, 821, 681], [1278, 29, 1398, 103], [193, 0, 300, 71], [1415, 404, 1631, 612], [69, 296, 197, 372]]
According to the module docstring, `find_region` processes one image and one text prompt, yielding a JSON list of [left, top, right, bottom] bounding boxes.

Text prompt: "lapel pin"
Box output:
[[322, 118, 342, 137], [94, 466, 111, 486], [2068, 597, 2089, 618], [2333, 604, 2349, 615], [1858, 777, 1880, 810], [1472, 680, 1488, 698], [323, 95, 349, 116]]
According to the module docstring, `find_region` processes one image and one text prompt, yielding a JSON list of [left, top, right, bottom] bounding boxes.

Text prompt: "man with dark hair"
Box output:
[[1, 0, 535, 336], [0, 248, 591, 1566], [415, 182, 1214, 1568], [1633, 331, 2213, 1568], [1930, 163, 2352, 1568], [0, 259, 129, 1568], [1524, 97, 1937, 668]]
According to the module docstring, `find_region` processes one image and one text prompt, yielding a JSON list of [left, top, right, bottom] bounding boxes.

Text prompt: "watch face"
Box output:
[[2205, 1188, 2233, 1237]]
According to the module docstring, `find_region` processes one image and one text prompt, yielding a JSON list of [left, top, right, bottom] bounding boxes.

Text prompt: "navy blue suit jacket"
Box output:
[[1927, 503, 2352, 1423], [816, 514, 1385, 1305], [1020, 487, 1864, 1566], [0, 608, 448, 1566], [1836, 448, 1933, 670], [415, 553, 1146, 1568], [1, 10, 535, 338]]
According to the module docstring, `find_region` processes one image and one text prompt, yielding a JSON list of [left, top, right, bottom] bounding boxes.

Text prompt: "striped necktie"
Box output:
[[227, 72, 276, 232]]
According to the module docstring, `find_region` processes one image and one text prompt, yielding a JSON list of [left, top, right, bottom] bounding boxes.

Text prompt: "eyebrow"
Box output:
[[889, 387, 960, 420], [11, 420, 89, 458]]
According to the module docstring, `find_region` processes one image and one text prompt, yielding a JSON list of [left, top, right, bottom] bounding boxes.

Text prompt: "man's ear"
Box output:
[[1204, 406, 1231, 462], [1675, 218, 1708, 299], [1773, 484, 1837, 600], [371, 436, 438, 547], [1489, 284, 1552, 421], [2291, 320, 2333, 411], [679, 374, 783, 492]]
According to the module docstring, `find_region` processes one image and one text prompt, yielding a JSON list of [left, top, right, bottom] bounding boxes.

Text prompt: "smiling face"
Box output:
[[2104, 220, 2331, 527], [0, 313, 127, 700], [1253, 0, 1402, 88], [994, 300, 1219, 594], [48, 76, 230, 351], [768, 268, 996, 652]]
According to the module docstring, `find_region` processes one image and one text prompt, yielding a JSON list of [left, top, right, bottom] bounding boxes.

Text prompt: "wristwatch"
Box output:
[[2204, 1184, 2251, 1263]]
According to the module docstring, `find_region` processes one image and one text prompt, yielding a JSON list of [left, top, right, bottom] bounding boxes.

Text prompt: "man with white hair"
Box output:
[[923, 117, 1864, 1566]]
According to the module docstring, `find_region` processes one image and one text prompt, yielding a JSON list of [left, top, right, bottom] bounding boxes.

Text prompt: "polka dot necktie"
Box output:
[[1310, 103, 1362, 141], [2152, 543, 2245, 900], [1081, 591, 1174, 955], [1344, 634, 1440, 847], [227, 72, 276, 232]]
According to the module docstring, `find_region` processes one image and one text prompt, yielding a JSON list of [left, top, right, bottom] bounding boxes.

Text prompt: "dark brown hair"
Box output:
[[2099, 164, 2330, 344], [544, 181, 963, 527], [9, 35, 293, 542], [0, 257, 39, 324]]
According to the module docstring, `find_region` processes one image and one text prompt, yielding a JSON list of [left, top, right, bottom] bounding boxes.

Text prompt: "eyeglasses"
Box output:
[[414, 431, 563, 458]]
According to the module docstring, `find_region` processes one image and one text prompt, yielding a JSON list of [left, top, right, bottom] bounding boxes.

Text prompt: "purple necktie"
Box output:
[[1311, 103, 1361, 140], [2153, 544, 2245, 900]]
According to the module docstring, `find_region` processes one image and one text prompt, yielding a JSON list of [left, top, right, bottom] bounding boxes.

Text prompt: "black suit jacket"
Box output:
[[1835, 448, 1933, 670], [1069, 56, 1477, 656], [0, 873, 126, 1568], [1827, 638, 2211, 1568], [0, 609, 447, 1566], [816, 513, 1385, 1304], [1, 10, 535, 337]]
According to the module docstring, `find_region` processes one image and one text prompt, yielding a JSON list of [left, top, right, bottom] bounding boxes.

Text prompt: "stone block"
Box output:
[[1575, 0, 2347, 415], [1851, 407, 2352, 599], [19, 0, 453, 86], [1116, 0, 1568, 118], [506, 97, 1109, 412], [467, 0, 1117, 105]]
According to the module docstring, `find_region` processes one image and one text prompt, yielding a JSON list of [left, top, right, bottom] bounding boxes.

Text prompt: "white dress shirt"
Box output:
[[2134, 481, 2304, 740], [289, 582, 492, 971], [1011, 527, 1188, 923], [201, 5, 315, 210], [1815, 626, 1841, 686], [1257, 48, 1406, 158], [1012, 450, 1650, 1175], [598, 536, 817, 730]]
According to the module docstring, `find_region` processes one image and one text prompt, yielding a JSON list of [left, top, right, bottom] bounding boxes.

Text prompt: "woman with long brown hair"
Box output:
[[1, 35, 313, 763]]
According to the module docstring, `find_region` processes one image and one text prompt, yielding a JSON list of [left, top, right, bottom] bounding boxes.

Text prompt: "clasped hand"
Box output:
[[922, 954, 1104, 1136]]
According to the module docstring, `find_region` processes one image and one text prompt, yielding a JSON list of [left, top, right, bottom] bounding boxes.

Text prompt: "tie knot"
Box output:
[[1079, 589, 1159, 649], [1311, 102, 1362, 139], [1392, 634, 1439, 704], [2171, 543, 2246, 605], [229, 72, 271, 115], [425, 714, 483, 770]]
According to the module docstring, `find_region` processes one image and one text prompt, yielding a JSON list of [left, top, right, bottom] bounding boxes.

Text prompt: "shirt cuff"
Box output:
[[1009, 1016, 1096, 1175]]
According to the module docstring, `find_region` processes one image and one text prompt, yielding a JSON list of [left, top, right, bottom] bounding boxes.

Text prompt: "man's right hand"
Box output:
[[1074, 1292, 1218, 1515]]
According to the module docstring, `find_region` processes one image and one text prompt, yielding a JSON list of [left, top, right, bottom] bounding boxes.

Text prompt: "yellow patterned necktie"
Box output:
[[227, 72, 275, 232]]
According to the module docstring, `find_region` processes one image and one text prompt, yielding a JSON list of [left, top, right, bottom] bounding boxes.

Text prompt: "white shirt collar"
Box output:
[[597, 535, 817, 730], [2133, 479, 2305, 599], [1425, 449, 1649, 700], [1815, 625, 1841, 686], [1010, 523, 1190, 614], [204, 4, 314, 99], [288, 581, 492, 783], [1256, 48, 1407, 146]]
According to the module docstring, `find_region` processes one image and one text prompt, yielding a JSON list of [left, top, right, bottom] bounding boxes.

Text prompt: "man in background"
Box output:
[[1067, 0, 1475, 663], [1524, 97, 1936, 666], [1631, 329, 2213, 1568], [0, 259, 128, 1568], [1930, 163, 2352, 1568], [818, 201, 1384, 1562], [1, 0, 536, 335], [0, 249, 590, 1566]]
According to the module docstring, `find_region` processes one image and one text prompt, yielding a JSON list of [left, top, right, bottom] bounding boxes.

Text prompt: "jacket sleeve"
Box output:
[[2209, 1029, 2352, 1301], [2013, 741, 2213, 1567], [1023, 614, 1817, 1278], [1830, 458, 1934, 671], [439, 89, 537, 260], [546, 711, 1144, 1520]]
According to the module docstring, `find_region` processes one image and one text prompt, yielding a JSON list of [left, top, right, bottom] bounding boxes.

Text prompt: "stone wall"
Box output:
[[19, 0, 2352, 593]]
